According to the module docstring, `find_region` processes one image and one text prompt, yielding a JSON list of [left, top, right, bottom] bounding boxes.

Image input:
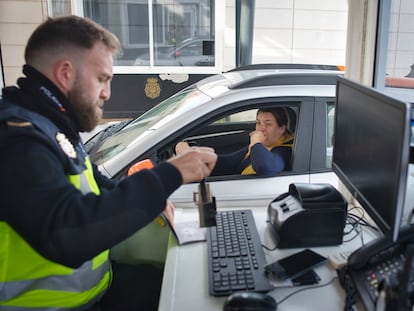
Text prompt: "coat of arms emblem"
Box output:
[[145, 78, 161, 99]]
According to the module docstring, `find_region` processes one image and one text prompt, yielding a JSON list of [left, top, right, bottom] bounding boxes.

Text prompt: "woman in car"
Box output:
[[176, 107, 294, 177]]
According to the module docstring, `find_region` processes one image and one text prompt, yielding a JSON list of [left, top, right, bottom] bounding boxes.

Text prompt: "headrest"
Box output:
[[284, 107, 297, 134]]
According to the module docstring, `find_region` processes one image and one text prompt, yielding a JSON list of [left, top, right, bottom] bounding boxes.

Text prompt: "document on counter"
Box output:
[[163, 208, 207, 245]]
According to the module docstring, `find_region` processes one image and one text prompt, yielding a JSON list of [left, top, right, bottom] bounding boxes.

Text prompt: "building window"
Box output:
[[77, 0, 215, 68], [49, 0, 71, 16], [125, 3, 150, 47], [375, 0, 414, 101]]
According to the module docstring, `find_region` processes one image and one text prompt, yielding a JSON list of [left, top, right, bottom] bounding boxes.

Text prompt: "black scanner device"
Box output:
[[267, 183, 347, 248]]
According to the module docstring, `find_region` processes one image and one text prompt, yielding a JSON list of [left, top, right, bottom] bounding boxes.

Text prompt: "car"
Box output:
[[134, 36, 215, 66], [87, 64, 344, 209]]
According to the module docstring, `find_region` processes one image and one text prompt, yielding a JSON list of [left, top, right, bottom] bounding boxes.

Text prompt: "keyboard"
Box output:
[[206, 209, 273, 296]]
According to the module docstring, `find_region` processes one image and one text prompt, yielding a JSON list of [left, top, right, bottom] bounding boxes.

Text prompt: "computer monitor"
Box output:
[[332, 76, 411, 242]]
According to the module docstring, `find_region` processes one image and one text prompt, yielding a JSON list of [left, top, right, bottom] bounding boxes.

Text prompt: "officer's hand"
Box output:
[[168, 147, 217, 184]]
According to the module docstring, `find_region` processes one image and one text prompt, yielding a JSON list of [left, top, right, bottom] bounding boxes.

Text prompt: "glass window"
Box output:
[[88, 86, 210, 164], [377, 0, 414, 102], [126, 3, 150, 46], [150, 0, 214, 67], [181, 105, 297, 173], [214, 110, 258, 124], [80, 0, 214, 67], [326, 102, 335, 168], [50, 0, 71, 16], [213, 106, 298, 134], [50, 0, 215, 67]]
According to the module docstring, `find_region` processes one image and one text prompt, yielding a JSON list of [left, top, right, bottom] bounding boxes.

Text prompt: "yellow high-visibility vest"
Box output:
[[0, 102, 111, 310]]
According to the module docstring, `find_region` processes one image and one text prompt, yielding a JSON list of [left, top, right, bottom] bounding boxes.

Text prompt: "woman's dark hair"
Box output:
[[257, 107, 288, 127]]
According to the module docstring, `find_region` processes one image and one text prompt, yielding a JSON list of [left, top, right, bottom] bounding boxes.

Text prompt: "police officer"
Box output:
[[0, 16, 217, 310]]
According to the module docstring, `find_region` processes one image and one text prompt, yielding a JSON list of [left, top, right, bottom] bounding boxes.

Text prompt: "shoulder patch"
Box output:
[[56, 132, 77, 159]]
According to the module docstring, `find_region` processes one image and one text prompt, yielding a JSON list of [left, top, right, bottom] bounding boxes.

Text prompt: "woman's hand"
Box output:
[[249, 130, 266, 147], [175, 141, 190, 154]]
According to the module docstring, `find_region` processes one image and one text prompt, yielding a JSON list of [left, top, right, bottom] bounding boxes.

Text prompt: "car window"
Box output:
[[214, 110, 258, 124], [326, 101, 335, 167], [213, 107, 298, 133], [177, 42, 202, 56], [309, 97, 336, 172], [177, 105, 299, 176], [88, 86, 210, 164]]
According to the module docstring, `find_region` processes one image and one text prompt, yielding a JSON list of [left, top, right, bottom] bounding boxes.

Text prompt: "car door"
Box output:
[[168, 97, 316, 209], [309, 97, 338, 186]]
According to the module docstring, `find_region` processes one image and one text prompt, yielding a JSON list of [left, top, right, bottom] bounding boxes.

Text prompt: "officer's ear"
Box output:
[[53, 59, 75, 95]]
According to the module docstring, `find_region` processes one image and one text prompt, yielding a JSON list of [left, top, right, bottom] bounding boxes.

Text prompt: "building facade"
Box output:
[[1, 0, 413, 117]]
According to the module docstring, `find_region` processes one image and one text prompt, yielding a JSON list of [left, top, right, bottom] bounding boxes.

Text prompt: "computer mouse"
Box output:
[[222, 292, 277, 311]]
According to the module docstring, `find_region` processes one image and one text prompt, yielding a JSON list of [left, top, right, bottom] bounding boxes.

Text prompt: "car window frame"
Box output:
[[310, 96, 336, 172], [114, 96, 317, 182]]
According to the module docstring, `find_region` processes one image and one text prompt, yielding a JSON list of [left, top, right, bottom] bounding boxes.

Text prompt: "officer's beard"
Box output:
[[67, 80, 103, 133]]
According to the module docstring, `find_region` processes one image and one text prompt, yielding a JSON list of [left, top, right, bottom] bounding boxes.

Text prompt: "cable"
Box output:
[[344, 210, 379, 238], [262, 243, 277, 251], [337, 267, 356, 311], [277, 276, 338, 306], [343, 228, 361, 243], [347, 206, 379, 232], [342, 213, 364, 243], [359, 222, 365, 246]]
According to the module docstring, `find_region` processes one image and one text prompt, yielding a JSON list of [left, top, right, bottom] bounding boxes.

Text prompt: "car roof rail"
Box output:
[[228, 72, 342, 89], [226, 63, 344, 72]]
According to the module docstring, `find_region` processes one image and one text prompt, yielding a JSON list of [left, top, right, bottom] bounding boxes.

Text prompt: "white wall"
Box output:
[[222, 0, 348, 72], [0, 0, 47, 87]]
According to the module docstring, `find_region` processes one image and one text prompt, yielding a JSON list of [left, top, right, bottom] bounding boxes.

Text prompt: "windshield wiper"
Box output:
[[84, 119, 132, 153]]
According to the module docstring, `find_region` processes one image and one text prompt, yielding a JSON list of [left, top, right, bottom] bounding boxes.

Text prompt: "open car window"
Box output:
[[111, 96, 318, 183], [158, 104, 300, 179]]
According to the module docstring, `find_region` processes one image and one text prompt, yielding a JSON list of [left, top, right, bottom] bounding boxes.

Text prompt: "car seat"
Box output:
[[284, 107, 297, 135]]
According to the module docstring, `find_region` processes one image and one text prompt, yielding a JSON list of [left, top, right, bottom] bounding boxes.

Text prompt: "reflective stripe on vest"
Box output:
[[0, 102, 111, 310], [68, 157, 100, 195]]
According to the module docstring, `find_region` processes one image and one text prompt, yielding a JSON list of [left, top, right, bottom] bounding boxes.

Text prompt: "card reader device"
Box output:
[[197, 179, 217, 227], [267, 183, 347, 248]]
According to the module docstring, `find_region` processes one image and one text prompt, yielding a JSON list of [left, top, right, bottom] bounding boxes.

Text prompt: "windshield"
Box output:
[[89, 86, 211, 164]]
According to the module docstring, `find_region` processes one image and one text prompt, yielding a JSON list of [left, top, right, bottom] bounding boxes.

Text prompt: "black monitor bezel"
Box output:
[[332, 76, 411, 242]]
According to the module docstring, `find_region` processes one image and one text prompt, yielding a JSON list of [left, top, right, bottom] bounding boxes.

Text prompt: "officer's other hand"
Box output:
[[168, 147, 217, 184]]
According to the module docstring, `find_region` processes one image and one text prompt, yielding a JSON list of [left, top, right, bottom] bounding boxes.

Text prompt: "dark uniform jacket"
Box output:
[[0, 65, 182, 268]]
